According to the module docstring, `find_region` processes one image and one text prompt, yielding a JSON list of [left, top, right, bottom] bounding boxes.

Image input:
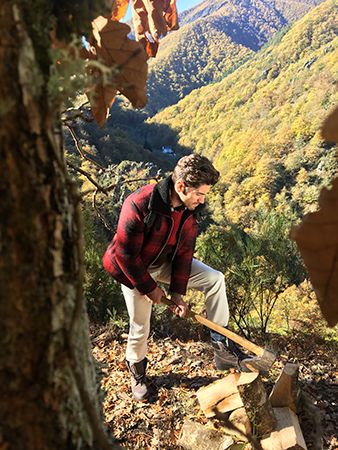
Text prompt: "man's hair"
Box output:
[[172, 154, 220, 188]]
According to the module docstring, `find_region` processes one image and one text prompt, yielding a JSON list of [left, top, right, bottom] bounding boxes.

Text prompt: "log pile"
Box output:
[[179, 363, 308, 450]]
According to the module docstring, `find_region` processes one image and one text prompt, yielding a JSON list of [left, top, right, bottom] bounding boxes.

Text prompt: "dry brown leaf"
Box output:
[[290, 105, 338, 326], [131, 0, 178, 57], [84, 17, 148, 126], [164, 0, 179, 31], [112, 0, 130, 21], [321, 105, 338, 143]]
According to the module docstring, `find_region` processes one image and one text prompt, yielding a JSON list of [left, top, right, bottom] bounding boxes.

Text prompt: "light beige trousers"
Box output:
[[121, 258, 228, 363]]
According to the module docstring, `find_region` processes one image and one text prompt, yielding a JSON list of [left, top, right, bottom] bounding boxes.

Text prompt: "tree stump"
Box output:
[[237, 374, 276, 438]]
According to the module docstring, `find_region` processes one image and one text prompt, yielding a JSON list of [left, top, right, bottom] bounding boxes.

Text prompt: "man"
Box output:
[[103, 154, 257, 401]]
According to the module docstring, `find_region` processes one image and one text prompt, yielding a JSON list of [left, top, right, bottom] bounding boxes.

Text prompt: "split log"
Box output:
[[260, 407, 307, 450], [269, 363, 300, 413], [178, 419, 234, 450], [261, 433, 283, 450], [196, 372, 259, 418], [237, 373, 276, 438]]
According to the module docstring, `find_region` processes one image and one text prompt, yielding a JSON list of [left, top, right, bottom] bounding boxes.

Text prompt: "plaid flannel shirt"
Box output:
[[102, 176, 203, 295]]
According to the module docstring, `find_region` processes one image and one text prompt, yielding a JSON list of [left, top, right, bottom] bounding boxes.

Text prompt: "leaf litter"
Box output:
[[91, 325, 337, 449]]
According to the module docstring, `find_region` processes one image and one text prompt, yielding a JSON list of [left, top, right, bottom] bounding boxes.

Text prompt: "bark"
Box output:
[[237, 374, 276, 439], [0, 2, 115, 449]]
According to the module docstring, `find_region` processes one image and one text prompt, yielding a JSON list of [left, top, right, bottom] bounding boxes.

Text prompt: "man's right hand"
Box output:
[[146, 286, 166, 304]]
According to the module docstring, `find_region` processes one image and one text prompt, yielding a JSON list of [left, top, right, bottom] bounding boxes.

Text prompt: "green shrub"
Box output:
[[82, 206, 127, 325]]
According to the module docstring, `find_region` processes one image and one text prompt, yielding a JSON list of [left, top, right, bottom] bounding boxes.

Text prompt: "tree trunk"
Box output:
[[0, 2, 114, 449]]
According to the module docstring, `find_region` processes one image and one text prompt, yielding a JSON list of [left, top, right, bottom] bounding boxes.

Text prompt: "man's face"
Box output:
[[177, 182, 211, 210]]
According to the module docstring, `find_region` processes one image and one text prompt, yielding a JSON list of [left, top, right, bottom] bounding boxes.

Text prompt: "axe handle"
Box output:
[[161, 296, 265, 357]]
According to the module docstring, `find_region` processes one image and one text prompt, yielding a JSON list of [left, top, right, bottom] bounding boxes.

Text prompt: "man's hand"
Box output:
[[146, 286, 166, 304], [169, 293, 189, 318]]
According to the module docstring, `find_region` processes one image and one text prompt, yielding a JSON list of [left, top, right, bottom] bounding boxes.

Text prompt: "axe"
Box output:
[[161, 296, 276, 373]]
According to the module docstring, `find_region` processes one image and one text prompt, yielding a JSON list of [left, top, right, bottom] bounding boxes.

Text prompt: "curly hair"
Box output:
[[172, 154, 220, 188]]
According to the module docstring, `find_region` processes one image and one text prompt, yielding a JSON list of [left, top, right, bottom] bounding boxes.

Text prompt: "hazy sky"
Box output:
[[124, 0, 203, 21], [177, 0, 203, 13]]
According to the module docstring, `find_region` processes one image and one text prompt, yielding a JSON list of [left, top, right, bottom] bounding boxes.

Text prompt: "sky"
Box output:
[[176, 0, 203, 13], [124, 0, 203, 21]]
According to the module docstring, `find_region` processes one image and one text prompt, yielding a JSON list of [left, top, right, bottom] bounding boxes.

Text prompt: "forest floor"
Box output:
[[90, 320, 337, 450]]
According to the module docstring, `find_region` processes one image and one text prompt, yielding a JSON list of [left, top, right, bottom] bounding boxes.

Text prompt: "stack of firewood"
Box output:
[[179, 363, 308, 450]]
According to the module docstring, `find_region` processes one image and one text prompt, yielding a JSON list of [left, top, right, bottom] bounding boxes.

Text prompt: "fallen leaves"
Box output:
[[90, 326, 338, 449], [92, 332, 216, 448]]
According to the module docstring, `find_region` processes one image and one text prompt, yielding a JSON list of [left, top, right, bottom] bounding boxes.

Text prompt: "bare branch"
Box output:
[[105, 177, 160, 192], [83, 177, 160, 197], [66, 160, 108, 194], [64, 121, 106, 170], [61, 101, 90, 116], [93, 188, 115, 232]]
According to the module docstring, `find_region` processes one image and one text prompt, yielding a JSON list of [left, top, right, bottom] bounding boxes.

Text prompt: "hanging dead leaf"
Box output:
[[164, 0, 179, 31], [83, 16, 148, 126], [321, 105, 338, 143], [131, 0, 179, 57], [291, 103, 338, 327], [112, 0, 130, 21], [290, 176, 338, 327]]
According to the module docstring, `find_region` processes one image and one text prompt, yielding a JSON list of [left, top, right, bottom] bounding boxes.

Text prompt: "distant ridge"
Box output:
[[145, 0, 323, 114]]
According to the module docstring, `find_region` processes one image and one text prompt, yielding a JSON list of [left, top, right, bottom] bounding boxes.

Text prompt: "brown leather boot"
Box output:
[[126, 358, 149, 401]]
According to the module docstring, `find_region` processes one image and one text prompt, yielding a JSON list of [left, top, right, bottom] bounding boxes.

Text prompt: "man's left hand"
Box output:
[[169, 293, 189, 318]]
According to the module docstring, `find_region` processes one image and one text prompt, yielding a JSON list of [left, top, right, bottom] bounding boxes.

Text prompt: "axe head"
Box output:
[[242, 349, 276, 374]]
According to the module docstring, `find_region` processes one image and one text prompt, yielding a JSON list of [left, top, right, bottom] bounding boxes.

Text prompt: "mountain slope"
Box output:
[[150, 0, 338, 223], [145, 0, 323, 114], [179, 0, 322, 25]]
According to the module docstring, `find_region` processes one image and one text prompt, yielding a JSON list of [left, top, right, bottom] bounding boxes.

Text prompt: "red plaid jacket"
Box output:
[[102, 176, 204, 295]]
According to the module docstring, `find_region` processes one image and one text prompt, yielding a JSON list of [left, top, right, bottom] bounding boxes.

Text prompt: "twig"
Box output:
[[105, 176, 160, 192], [66, 159, 108, 194], [61, 101, 90, 116], [93, 188, 115, 232], [82, 176, 160, 197], [64, 121, 106, 170]]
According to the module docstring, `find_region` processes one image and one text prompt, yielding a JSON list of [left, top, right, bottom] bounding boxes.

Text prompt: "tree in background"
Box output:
[[196, 210, 306, 335]]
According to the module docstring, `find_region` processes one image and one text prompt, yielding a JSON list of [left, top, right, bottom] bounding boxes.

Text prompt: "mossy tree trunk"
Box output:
[[0, 2, 114, 449]]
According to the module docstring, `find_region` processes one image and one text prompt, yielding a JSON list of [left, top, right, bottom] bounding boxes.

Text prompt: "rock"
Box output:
[[178, 419, 234, 450]]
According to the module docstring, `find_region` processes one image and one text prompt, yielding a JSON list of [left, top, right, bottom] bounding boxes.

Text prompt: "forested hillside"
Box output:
[[68, 0, 325, 161], [179, 0, 322, 26], [150, 0, 338, 226], [146, 0, 323, 114]]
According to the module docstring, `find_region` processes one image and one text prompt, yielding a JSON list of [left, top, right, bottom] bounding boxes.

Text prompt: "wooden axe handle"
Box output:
[[161, 296, 265, 357]]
